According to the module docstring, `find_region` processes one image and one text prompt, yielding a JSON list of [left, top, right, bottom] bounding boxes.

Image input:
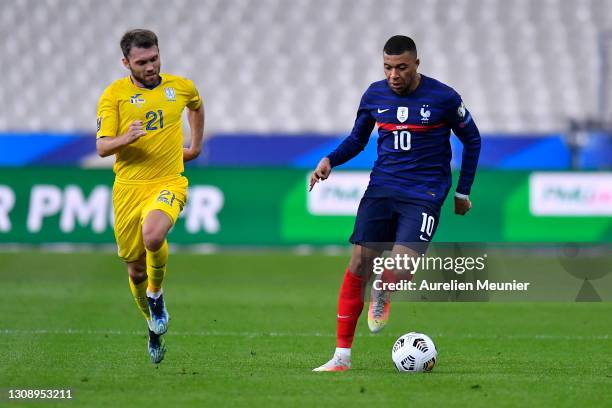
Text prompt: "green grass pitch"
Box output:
[[1, 251, 610, 407]]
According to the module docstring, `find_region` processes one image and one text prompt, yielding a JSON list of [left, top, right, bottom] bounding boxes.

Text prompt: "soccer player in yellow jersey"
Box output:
[[96, 29, 204, 364]]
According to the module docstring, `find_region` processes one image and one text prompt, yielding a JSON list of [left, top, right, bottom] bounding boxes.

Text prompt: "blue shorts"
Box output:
[[349, 196, 441, 252]]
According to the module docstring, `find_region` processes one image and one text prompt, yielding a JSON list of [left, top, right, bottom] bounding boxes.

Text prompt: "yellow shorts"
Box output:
[[112, 175, 188, 262]]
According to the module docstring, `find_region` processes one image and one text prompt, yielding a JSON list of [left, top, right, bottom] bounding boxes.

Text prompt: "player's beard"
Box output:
[[131, 68, 161, 88]]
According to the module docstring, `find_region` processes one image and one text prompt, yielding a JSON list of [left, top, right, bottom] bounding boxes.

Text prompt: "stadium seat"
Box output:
[[0, 0, 608, 134]]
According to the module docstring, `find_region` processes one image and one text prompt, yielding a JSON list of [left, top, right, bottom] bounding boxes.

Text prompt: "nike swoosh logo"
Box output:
[[337, 314, 351, 319], [378, 108, 390, 113], [419, 235, 429, 241]]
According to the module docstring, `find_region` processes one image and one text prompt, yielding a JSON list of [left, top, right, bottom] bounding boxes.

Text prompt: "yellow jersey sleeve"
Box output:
[[96, 85, 119, 138], [185, 79, 202, 110]]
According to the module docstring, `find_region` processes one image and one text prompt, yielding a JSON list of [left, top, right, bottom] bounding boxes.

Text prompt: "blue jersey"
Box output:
[[327, 75, 481, 206]]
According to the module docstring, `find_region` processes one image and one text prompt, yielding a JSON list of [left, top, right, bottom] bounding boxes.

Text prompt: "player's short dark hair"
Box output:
[[383, 35, 417, 56], [120, 29, 158, 58]]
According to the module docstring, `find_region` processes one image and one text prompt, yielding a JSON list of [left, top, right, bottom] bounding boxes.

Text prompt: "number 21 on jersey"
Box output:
[[145, 110, 164, 130]]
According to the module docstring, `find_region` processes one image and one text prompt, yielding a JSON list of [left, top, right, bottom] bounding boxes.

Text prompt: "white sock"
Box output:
[[335, 347, 351, 359], [146, 288, 163, 299]]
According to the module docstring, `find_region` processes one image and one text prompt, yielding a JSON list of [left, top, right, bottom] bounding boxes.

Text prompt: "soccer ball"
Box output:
[[391, 332, 437, 373]]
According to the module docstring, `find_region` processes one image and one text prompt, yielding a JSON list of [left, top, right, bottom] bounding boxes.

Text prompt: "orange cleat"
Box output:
[[368, 285, 390, 333], [312, 355, 351, 372]]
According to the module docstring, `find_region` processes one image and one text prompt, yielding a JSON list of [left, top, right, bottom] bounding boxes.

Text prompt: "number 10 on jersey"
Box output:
[[393, 130, 411, 151]]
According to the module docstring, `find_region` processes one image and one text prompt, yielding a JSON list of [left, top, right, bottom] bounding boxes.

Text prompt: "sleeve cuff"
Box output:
[[454, 192, 469, 200]]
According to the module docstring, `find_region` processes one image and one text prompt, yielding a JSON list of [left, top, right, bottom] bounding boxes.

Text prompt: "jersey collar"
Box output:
[[129, 74, 164, 90]]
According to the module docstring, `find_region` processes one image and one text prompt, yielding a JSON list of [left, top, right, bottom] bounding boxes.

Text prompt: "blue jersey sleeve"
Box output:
[[445, 91, 481, 195], [326, 91, 376, 168]]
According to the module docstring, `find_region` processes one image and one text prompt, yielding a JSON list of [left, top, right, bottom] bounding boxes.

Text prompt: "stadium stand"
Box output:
[[0, 0, 609, 134]]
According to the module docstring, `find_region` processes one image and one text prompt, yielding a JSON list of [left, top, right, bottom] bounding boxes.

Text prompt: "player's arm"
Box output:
[[96, 121, 147, 157], [183, 103, 205, 162], [447, 93, 481, 215], [95, 86, 146, 157], [309, 93, 375, 191]]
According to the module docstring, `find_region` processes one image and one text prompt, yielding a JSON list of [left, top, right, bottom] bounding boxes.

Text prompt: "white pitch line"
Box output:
[[0, 329, 609, 340]]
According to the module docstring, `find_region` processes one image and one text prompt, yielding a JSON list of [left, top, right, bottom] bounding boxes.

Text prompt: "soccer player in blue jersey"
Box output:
[[310, 35, 481, 371]]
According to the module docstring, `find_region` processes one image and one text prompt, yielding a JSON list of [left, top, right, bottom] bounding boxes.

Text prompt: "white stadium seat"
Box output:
[[0, 0, 608, 133]]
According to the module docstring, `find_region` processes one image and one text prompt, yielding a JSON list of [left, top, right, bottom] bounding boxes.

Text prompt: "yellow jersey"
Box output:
[[96, 73, 201, 181]]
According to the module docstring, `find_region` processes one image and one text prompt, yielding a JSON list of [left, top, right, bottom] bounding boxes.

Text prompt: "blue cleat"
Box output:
[[147, 293, 169, 335], [148, 329, 166, 364]]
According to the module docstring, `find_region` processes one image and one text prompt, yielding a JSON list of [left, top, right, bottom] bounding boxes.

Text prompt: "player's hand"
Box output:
[[124, 121, 147, 144], [183, 146, 201, 162], [309, 157, 332, 191], [454, 196, 472, 215]]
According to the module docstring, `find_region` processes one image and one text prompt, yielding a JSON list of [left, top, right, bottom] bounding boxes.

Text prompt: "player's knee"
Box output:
[[348, 256, 370, 277], [128, 263, 147, 283], [143, 231, 164, 252]]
